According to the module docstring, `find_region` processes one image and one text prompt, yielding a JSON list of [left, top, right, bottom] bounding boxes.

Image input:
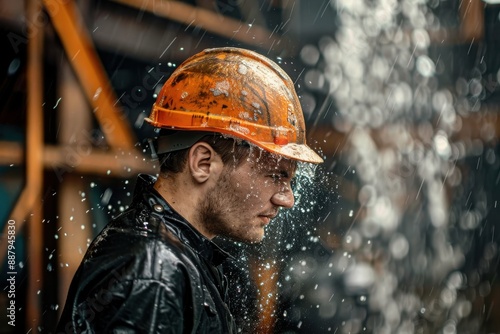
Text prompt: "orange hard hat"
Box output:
[[145, 47, 323, 164]]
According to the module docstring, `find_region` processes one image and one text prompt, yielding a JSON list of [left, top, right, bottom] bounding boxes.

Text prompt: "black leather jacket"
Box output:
[[56, 174, 236, 333]]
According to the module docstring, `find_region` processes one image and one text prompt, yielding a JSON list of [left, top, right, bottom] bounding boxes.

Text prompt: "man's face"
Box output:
[[199, 149, 297, 243]]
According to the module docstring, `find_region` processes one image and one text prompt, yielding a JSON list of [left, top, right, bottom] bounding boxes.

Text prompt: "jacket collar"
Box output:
[[133, 174, 232, 266]]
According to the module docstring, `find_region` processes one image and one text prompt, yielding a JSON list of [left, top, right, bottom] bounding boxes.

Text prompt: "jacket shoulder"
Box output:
[[85, 207, 199, 282]]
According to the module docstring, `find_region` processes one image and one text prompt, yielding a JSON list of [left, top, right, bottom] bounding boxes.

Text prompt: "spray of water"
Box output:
[[275, 1, 498, 333]]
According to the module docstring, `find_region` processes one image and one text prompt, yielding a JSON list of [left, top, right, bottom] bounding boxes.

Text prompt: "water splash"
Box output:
[[276, 0, 499, 333]]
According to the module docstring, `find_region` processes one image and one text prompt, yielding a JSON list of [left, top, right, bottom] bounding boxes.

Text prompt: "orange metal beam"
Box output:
[[459, 0, 485, 42], [1, 0, 46, 330], [25, 0, 44, 328], [0, 141, 156, 177], [27, 204, 44, 332], [6, 1, 45, 223], [111, 0, 292, 52], [42, 0, 136, 150], [252, 259, 279, 334], [429, 0, 485, 43]]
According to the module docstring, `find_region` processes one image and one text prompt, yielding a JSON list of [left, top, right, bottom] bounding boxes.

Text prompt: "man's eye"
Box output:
[[268, 174, 296, 190], [269, 174, 281, 182], [268, 174, 287, 186]]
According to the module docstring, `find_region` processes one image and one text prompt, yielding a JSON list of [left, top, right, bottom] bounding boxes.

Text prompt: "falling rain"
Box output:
[[0, 1, 499, 333]]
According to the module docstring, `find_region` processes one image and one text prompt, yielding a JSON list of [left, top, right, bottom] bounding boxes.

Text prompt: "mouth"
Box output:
[[259, 216, 271, 225], [258, 212, 278, 225]]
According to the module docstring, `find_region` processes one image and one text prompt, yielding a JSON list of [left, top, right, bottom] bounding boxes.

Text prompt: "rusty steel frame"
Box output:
[[0, 142, 155, 177], [111, 0, 294, 52], [25, 0, 44, 328], [429, 0, 485, 43], [42, 0, 137, 150], [1, 0, 143, 330]]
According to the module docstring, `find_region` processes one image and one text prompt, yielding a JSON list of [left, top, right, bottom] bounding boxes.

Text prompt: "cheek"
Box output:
[[231, 174, 272, 205], [232, 182, 261, 205]]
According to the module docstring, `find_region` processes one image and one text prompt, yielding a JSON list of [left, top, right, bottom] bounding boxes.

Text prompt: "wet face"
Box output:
[[199, 149, 297, 243]]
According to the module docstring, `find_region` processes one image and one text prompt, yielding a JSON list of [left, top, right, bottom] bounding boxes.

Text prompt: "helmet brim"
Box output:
[[257, 142, 324, 164], [146, 116, 323, 164]]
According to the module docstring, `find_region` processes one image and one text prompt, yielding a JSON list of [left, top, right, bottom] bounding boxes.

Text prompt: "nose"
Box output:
[[271, 187, 295, 209]]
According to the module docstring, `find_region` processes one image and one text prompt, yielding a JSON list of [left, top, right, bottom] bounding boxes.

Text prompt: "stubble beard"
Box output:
[[198, 171, 260, 243], [199, 171, 235, 239]]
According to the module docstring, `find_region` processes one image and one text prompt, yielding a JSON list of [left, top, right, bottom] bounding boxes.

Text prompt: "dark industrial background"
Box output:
[[1, 0, 500, 333]]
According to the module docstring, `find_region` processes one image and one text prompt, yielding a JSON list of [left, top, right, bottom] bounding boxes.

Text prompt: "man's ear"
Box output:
[[188, 142, 220, 184]]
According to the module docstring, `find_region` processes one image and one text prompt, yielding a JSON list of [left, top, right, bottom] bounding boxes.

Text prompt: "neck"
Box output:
[[154, 174, 213, 239]]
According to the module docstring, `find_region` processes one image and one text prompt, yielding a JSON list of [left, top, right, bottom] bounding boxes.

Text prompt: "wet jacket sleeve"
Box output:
[[101, 279, 186, 333], [57, 270, 192, 334]]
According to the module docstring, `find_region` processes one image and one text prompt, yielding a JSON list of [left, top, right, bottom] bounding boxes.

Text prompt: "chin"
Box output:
[[233, 229, 265, 244], [244, 236, 265, 244]]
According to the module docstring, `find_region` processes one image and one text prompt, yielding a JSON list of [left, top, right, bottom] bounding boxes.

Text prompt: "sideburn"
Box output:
[[197, 169, 233, 239]]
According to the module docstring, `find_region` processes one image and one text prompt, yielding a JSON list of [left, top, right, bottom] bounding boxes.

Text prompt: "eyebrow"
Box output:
[[255, 151, 297, 177], [270, 165, 297, 179]]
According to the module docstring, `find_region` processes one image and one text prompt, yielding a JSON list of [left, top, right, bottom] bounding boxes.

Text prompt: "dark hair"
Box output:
[[158, 134, 250, 175]]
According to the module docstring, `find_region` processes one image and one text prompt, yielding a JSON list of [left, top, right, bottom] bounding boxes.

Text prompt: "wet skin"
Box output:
[[199, 150, 297, 243]]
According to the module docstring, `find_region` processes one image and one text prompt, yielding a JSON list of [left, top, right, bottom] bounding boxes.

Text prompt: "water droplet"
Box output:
[[7, 58, 20, 75], [93, 87, 102, 100]]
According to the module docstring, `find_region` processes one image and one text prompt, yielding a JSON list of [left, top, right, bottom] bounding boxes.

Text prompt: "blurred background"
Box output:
[[1, 0, 500, 333]]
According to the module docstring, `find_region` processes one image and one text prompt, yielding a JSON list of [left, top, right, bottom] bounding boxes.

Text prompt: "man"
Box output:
[[56, 47, 323, 333]]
